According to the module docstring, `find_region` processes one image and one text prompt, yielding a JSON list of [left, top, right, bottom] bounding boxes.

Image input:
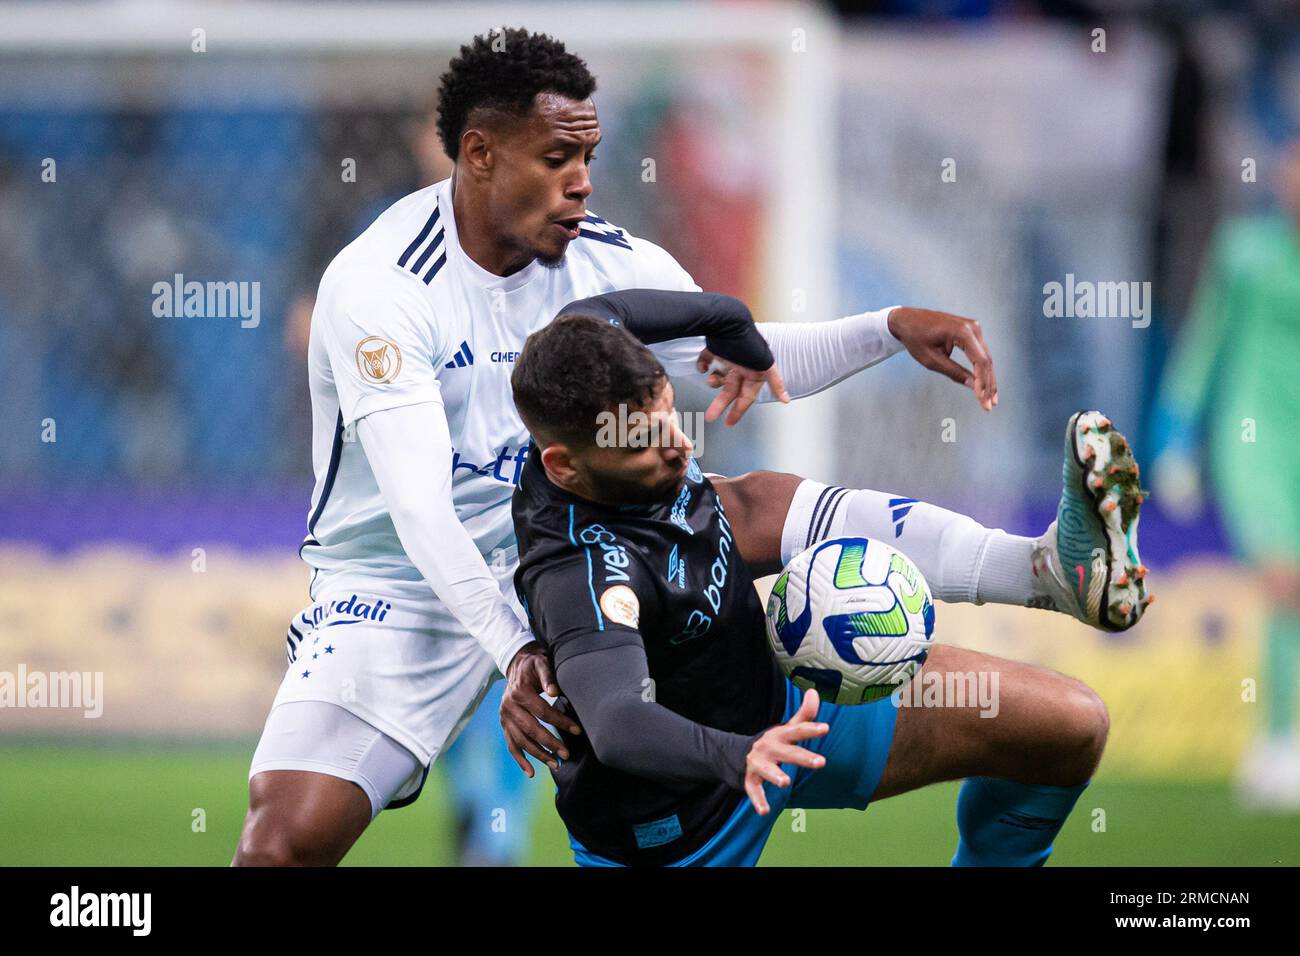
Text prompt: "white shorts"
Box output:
[[251, 564, 522, 808], [249, 700, 425, 818]]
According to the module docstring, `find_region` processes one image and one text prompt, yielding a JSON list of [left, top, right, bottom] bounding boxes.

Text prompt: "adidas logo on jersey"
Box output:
[[444, 341, 474, 369]]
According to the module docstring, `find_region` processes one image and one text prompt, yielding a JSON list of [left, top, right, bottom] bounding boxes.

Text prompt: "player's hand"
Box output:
[[696, 349, 791, 427], [887, 307, 998, 411], [501, 641, 582, 778], [743, 688, 829, 816]]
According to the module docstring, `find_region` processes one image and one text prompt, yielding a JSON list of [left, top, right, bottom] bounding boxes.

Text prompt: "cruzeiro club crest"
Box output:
[[355, 336, 402, 384]]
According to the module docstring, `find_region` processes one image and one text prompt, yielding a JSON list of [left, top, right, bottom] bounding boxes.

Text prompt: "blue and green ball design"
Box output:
[[766, 537, 935, 706]]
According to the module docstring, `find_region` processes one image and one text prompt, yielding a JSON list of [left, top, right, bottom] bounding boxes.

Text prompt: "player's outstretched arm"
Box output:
[[695, 305, 999, 417], [356, 399, 579, 771], [627, 239, 994, 414]]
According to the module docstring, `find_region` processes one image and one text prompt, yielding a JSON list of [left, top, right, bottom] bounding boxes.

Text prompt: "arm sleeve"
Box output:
[[559, 289, 774, 372], [556, 640, 758, 790], [356, 397, 532, 677], [648, 305, 906, 401], [315, 262, 454, 428], [753, 306, 905, 400], [621, 234, 905, 402]]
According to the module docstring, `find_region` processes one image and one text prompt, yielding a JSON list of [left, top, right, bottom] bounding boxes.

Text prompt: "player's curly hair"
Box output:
[[513, 314, 666, 448], [435, 28, 597, 162]]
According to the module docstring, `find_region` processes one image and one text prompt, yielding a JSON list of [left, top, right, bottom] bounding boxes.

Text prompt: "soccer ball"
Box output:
[[765, 536, 936, 706]]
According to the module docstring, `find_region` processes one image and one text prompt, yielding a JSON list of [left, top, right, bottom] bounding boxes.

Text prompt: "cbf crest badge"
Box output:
[[355, 336, 402, 384]]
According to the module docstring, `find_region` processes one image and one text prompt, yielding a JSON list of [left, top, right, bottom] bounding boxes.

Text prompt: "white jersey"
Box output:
[[302, 177, 702, 604]]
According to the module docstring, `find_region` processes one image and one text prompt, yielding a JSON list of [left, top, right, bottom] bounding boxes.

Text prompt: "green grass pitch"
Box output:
[[3, 741, 1298, 866]]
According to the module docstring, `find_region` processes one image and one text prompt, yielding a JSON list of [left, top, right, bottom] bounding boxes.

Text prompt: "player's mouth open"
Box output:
[[554, 217, 583, 240]]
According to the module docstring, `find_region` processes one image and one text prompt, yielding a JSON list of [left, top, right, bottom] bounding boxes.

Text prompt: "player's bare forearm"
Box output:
[[887, 306, 998, 411]]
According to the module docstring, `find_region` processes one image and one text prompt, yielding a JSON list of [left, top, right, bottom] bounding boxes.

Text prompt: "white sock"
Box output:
[[779, 479, 1038, 606]]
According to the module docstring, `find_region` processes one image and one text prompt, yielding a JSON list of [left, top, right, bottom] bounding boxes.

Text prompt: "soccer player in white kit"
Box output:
[[232, 29, 1149, 865]]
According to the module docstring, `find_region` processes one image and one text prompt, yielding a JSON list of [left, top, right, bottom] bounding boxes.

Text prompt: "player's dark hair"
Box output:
[[512, 314, 666, 448], [435, 28, 597, 162]]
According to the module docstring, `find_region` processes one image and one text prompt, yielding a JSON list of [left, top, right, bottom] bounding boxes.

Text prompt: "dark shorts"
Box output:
[[570, 678, 899, 866]]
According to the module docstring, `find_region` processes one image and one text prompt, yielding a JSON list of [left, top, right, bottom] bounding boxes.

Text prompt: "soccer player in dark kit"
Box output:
[[511, 300, 1117, 867]]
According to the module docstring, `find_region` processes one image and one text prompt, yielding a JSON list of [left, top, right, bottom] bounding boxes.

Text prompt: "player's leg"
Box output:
[[1259, 577, 1300, 740], [1212, 422, 1300, 807], [880, 643, 1107, 865], [233, 592, 502, 865], [786, 642, 1106, 866], [1237, 597, 1300, 808], [713, 409, 1151, 631], [237, 773, 371, 867], [233, 701, 421, 866], [874, 643, 1107, 793], [714, 468, 1033, 603]]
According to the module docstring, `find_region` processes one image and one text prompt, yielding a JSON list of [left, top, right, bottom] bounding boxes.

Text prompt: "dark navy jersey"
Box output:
[[512, 446, 786, 865]]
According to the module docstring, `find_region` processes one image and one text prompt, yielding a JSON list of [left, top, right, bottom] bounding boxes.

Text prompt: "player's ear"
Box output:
[[540, 443, 578, 483], [458, 128, 493, 179]]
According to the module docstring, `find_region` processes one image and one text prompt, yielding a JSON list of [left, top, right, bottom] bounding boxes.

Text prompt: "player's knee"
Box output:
[[233, 814, 344, 867], [1052, 682, 1109, 785], [232, 828, 292, 867], [234, 835, 333, 868], [233, 776, 358, 867]]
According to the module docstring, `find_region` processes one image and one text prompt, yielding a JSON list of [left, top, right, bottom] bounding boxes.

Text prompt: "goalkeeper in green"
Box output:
[[1153, 138, 1300, 809]]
